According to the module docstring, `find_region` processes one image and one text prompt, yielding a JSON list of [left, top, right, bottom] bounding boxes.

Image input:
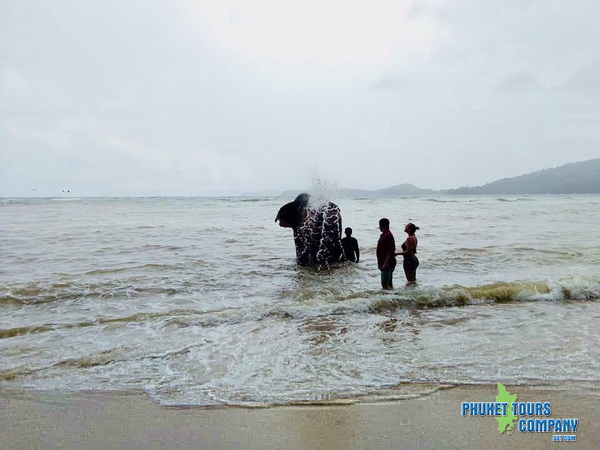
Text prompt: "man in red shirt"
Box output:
[[376, 218, 396, 289]]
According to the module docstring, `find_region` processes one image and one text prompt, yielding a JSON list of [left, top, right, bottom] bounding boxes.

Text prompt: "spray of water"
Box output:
[[296, 173, 343, 268], [307, 173, 340, 209]]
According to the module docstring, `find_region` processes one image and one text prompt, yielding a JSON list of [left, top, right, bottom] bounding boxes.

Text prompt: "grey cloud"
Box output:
[[406, 0, 428, 20], [2, 0, 600, 196], [497, 72, 544, 94], [367, 76, 416, 91], [556, 59, 600, 94]]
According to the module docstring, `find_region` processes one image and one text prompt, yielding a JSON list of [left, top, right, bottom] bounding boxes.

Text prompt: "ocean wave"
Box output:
[[238, 198, 270, 203], [46, 345, 195, 370], [3, 273, 599, 317], [0, 324, 56, 339], [273, 277, 600, 318], [83, 263, 183, 275], [423, 198, 463, 203], [426, 247, 584, 270], [260, 277, 600, 322], [2, 276, 595, 340], [150, 383, 455, 408], [0, 282, 85, 305], [216, 197, 272, 203], [411, 277, 598, 306], [0, 308, 208, 340], [0, 343, 201, 381], [0, 198, 32, 206], [0, 367, 37, 381], [496, 197, 532, 202], [0, 277, 188, 306]]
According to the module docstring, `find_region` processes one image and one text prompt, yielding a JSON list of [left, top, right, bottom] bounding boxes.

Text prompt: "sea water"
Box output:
[[1, 195, 599, 406]]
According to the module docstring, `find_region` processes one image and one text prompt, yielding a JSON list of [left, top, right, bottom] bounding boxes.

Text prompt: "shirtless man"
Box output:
[[340, 227, 360, 263]]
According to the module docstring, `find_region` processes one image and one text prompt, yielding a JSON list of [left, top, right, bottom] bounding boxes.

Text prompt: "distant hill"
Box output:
[[373, 183, 437, 196], [281, 183, 435, 199], [446, 159, 600, 195], [279, 159, 600, 198]]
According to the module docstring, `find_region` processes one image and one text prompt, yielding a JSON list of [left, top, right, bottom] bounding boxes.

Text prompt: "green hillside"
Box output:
[[446, 159, 600, 195]]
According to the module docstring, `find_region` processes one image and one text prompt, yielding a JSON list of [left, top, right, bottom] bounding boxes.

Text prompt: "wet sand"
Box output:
[[1, 385, 598, 449]]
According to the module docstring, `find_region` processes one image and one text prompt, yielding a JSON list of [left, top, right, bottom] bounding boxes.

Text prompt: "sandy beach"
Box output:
[[1, 384, 598, 449]]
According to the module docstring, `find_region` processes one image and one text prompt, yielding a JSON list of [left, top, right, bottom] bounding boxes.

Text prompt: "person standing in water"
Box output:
[[396, 223, 419, 284], [376, 218, 396, 289], [340, 227, 360, 263]]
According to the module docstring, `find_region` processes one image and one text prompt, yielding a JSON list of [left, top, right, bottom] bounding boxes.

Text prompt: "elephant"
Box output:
[[275, 193, 343, 268]]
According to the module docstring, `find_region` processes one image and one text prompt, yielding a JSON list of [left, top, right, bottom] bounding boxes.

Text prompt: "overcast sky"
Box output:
[[2, 0, 599, 196]]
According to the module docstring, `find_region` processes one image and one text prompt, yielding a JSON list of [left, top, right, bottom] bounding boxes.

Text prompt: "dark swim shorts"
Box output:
[[403, 255, 419, 271], [380, 267, 395, 284]]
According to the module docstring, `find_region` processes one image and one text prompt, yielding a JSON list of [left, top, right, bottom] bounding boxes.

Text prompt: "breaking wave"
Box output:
[[2, 277, 598, 341]]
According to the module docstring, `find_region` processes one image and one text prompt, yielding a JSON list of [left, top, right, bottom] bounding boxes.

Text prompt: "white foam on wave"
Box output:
[[545, 276, 600, 300]]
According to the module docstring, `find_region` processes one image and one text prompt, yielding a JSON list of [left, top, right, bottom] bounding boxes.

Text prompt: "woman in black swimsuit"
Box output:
[[395, 223, 419, 284]]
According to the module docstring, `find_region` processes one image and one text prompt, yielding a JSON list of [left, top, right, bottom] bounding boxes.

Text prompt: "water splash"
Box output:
[[308, 173, 339, 209]]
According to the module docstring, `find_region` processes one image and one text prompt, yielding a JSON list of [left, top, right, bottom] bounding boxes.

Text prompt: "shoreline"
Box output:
[[2, 384, 598, 449]]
